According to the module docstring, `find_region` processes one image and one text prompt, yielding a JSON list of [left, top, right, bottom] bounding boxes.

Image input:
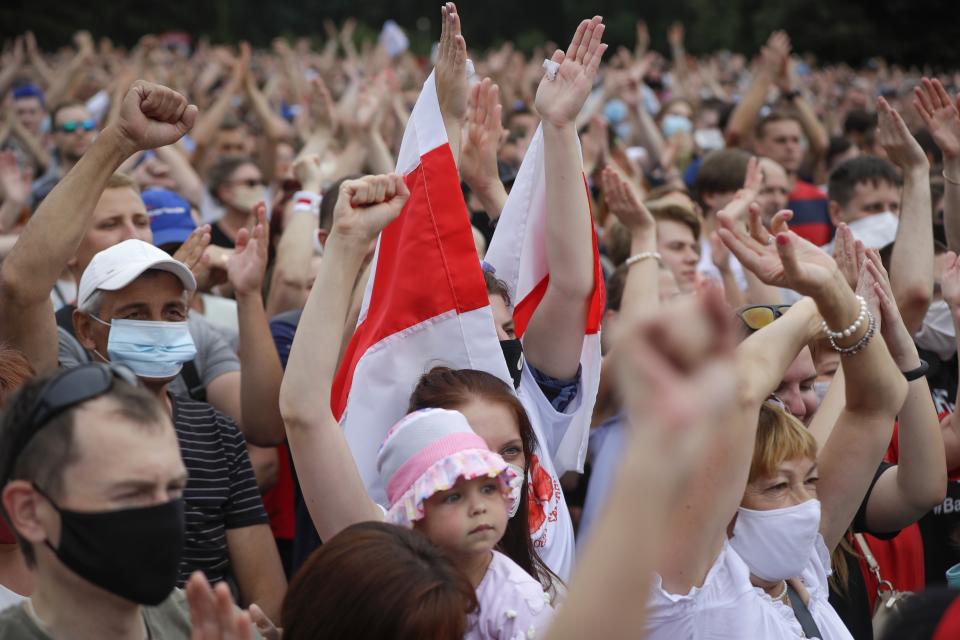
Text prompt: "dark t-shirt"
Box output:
[[828, 462, 898, 640], [171, 394, 269, 587], [210, 222, 236, 249]]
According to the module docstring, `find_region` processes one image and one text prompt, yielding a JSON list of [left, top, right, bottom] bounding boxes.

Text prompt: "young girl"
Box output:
[[280, 173, 554, 638]]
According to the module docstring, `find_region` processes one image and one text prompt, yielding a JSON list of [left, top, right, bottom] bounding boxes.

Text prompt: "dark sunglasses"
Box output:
[[14, 363, 139, 461], [737, 304, 792, 332], [57, 118, 96, 133], [229, 178, 266, 189]]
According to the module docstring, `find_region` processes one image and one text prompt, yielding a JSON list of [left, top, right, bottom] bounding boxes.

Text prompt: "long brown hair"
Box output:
[[408, 366, 560, 595], [281, 522, 477, 640]]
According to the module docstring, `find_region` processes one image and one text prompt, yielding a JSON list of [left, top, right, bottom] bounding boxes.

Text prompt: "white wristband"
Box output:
[[292, 191, 322, 217]]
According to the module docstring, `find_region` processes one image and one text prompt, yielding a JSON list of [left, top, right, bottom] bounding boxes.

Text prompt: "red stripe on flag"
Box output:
[[511, 176, 606, 339], [331, 144, 490, 419]]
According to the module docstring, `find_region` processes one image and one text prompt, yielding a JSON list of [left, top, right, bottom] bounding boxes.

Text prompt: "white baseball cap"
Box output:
[[78, 239, 197, 309]]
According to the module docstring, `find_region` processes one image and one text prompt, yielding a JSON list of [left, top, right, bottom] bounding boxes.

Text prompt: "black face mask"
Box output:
[[500, 339, 524, 389], [37, 486, 185, 606]]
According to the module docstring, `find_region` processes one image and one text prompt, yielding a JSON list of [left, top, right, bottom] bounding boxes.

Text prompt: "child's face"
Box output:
[[416, 476, 509, 558]]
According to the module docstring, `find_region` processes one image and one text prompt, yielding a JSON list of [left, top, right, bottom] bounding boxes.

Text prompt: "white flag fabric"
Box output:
[[331, 71, 512, 505], [484, 124, 605, 476]]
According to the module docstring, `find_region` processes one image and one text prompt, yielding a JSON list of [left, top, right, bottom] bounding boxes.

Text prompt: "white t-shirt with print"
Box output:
[[516, 365, 581, 582]]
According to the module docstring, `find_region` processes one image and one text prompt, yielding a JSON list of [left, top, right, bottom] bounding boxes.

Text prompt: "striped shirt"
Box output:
[[170, 394, 268, 587]]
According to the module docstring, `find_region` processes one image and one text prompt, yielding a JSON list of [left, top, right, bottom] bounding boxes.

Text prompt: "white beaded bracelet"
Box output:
[[821, 295, 868, 339], [625, 251, 662, 268]]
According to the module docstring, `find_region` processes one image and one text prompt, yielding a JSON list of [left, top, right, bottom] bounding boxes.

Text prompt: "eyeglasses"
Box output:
[[14, 363, 139, 462], [56, 119, 97, 134], [737, 304, 792, 332], [228, 178, 266, 189]]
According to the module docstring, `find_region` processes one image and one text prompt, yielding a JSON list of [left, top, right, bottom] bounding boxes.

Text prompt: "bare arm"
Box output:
[[434, 3, 468, 166], [153, 144, 205, 207], [461, 78, 509, 221], [939, 252, 960, 470], [725, 33, 785, 147], [44, 33, 95, 109], [225, 524, 286, 621], [265, 156, 322, 318], [880, 98, 934, 334], [223, 204, 286, 447], [523, 17, 607, 380], [0, 82, 197, 373], [190, 48, 247, 170], [9, 118, 51, 172], [280, 175, 408, 542]]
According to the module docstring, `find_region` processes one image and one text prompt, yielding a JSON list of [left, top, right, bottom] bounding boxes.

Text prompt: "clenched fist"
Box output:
[[112, 81, 198, 155]]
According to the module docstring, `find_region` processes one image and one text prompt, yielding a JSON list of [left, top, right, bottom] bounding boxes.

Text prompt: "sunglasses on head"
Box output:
[[13, 363, 139, 463], [737, 304, 792, 332], [57, 119, 96, 133]]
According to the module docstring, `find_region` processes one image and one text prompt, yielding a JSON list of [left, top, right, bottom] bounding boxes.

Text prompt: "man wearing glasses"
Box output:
[[30, 103, 97, 206]]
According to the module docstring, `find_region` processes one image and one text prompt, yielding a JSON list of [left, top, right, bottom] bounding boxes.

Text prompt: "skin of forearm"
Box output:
[[266, 208, 318, 318], [11, 121, 51, 171], [361, 132, 396, 176], [942, 157, 960, 251], [236, 290, 286, 446], [541, 123, 594, 297], [792, 97, 829, 157], [894, 378, 947, 507], [620, 230, 659, 322], [1, 126, 129, 303], [154, 145, 204, 206], [890, 167, 934, 333], [475, 182, 509, 222], [726, 70, 773, 145]]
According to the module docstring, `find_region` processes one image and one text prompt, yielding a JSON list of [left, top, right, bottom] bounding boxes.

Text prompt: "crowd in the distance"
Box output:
[[2, 3, 960, 639]]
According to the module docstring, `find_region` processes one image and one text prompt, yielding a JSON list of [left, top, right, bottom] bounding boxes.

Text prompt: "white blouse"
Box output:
[[646, 535, 853, 640]]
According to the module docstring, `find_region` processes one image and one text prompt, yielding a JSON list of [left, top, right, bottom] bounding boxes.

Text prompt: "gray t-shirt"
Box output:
[[0, 590, 192, 639], [57, 312, 240, 397]]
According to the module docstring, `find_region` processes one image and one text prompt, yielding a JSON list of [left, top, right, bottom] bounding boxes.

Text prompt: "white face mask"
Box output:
[[730, 499, 821, 582], [231, 185, 268, 213], [813, 380, 831, 404], [506, 463, 524, 518], [915, 299, 957, 362]]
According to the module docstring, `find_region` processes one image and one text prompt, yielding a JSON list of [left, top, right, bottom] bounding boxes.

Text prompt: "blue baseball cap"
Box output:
[[143, 188, 196, 247], [13, 83, 45, 106]]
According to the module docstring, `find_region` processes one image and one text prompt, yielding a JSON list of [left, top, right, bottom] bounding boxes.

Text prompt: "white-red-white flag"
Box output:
[[484, 125, 605, 475], [331, 71, 512, 504]]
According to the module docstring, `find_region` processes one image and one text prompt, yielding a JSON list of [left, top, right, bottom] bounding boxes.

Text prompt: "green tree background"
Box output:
[[3, 0, 959, 67]]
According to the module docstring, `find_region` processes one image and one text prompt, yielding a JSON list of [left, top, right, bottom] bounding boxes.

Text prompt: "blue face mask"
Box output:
[[662, 113, 693, 138], [91, 317, 197, 380], [603, 99, 628, 125]]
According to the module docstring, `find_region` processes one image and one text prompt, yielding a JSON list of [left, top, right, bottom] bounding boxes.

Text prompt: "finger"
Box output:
[[917, 79, 936, 115], [914, 96, 933, 127], [717, 228, 765, 274], [769, 209, 793, 235], [854, 239, 866, 273], [392, 174, 410, 201], [584, 19, 606, 67], [775, 232, 802, 281], [180, 104, 199, 133], [214, 582, 239, 635], [933, 78, 952, 110], [748, 203, 768, 243], [566, 19, 589, 60]]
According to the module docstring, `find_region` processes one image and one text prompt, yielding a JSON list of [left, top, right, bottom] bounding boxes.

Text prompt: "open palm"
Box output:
[[227, 204, 269, 295], [914, 78, 960, 159], [535, 16, 607, 128]]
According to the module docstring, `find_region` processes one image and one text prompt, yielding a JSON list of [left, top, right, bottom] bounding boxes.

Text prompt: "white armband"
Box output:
[[292, 191, 322, 217]]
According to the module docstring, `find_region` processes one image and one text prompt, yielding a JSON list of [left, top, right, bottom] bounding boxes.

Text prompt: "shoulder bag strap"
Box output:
[[786, 582, 824, 639]]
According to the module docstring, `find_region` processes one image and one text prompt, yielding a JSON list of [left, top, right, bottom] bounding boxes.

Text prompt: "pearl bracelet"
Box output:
[[821, 295, 868, 340], [829, 309, 877, 356], [625, 251, 662, 268]]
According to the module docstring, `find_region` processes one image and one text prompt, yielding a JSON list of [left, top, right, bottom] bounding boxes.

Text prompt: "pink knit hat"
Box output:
[[376, 408, 520, 527]]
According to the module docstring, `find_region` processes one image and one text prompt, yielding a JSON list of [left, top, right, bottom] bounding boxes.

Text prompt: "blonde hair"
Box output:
[[748, 403, 818, 483]]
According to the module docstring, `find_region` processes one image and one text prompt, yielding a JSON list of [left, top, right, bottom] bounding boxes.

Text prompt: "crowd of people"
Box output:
[[2, 3, 960, 638]]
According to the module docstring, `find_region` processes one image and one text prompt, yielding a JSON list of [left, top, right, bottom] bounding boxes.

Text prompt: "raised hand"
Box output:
[[860, 250, 919, 367], [877, 96, 928, 171], [227, 203, 269, 296], [535, 16, 608, 128], [331, 174, 410, 248], [186, 572, 254, 640], [0, 150, 30, 207], [718, 211, 841, 299], [435, 3, 468, 124], [716, 156, 762, 228], [615, 285, 735, 484], [292, 154, 323, 193], [248, 604, 282, 640], [600, 165, 653, 233], [112, 81, 198, 155], [460, 78, 505, 192], [831, 223, 865, 290], [913, 77, 960, 160], [667, 22, 685, 50], [941, 251, 960, 309], [172, 224, 213, 279]]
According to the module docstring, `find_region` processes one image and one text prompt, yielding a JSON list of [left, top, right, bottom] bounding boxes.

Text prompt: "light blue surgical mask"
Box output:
[[91, 317, 196, 380], [662, 114, 693, 138], [603, 99, 628, 125]]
